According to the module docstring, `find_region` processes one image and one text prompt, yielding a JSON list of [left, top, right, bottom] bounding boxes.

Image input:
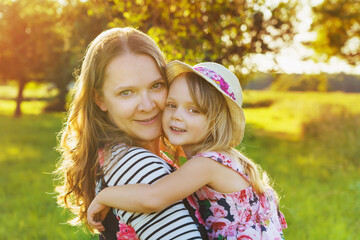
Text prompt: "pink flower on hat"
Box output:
[[194, 66, 236, 101]]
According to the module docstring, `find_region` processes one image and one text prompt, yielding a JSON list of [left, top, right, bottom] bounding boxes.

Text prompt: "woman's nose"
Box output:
[[138, 92, 156, 112]]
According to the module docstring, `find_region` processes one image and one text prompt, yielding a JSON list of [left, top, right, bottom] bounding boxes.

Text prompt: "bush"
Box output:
[[271, 74, 328, 91], [327, 73, 360, 92], [301, 105, 360, 168]]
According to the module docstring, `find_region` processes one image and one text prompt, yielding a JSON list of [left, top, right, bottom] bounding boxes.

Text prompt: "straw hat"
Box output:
[[166, 60, 246, 147]]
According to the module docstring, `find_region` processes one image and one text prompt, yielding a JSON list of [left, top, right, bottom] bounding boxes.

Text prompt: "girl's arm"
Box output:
[[93, 156, 214, 212]]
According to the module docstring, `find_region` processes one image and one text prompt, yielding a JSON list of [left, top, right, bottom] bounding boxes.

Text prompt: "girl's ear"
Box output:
[[94, 90, 108, 112]]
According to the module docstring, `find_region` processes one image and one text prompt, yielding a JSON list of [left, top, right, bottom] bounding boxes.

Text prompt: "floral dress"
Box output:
[[187, 152, 287, 240]]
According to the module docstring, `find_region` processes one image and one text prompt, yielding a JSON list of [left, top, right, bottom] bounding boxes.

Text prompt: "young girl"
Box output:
[[88, 60, 287, 239]]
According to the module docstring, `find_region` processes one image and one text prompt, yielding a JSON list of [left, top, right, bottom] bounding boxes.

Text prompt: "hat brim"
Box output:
[[166, 60, 245, 146]]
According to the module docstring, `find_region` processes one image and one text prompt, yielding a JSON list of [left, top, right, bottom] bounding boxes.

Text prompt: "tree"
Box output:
[[309, 0, 360, 65], [0, 0, 108, 115], [0, 0, 63, 117], [43, 0, 108, 112], [95, 0, 299, 83], [0, 0, 301, 114]]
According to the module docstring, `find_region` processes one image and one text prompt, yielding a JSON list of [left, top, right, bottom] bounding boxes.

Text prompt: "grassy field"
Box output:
[[0, 88, 359, 239]]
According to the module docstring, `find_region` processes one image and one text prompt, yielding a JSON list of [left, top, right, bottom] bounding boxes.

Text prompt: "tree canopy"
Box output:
[[309, 0, 360, 65], [0, 0, 303, 116], [101, 0, 299, 78]]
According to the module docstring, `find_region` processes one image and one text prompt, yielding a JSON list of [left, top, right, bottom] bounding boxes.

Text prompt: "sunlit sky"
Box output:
[[248, 0, 360, 74]]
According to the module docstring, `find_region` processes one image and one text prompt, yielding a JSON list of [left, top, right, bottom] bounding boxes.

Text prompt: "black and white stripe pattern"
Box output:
[[102, 146, 202, 240]]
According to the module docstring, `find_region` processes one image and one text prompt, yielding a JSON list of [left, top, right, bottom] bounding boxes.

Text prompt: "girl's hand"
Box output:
[[87, 197, 110, 232]]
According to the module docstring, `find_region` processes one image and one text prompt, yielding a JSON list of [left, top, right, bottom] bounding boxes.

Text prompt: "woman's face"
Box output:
[[96, 53, 167, 143]]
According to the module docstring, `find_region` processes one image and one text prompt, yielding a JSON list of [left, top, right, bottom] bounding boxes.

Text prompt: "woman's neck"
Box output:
[[139, 137, 161, 157]]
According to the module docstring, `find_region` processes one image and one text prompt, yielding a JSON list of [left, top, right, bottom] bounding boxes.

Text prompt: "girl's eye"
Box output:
[[119, 90, 131, 96], [152, 82, 165, 90], [188, 107, 199, 113]]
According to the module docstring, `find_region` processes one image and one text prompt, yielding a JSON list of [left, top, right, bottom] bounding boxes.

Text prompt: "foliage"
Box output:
[[271, 73, 328, 91], [92, 0, 299, 81], [244, 72, 274, 90], [302, 105, 360, 167], [327, 72, 360, 92], [0, 0, 108, 115], [43, 0, 108, 112], [0, 0, 63, 116], [0, 0, 300, 115], [308, 0, 360, 65], [243, 90, 360, 136], [245, 72, 360, 92]]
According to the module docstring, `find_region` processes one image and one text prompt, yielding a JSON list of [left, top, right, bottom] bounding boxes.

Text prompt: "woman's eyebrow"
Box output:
[[113, 77, 165, 91], [114, 85, 133, 91], [150, 77, 165, 83]]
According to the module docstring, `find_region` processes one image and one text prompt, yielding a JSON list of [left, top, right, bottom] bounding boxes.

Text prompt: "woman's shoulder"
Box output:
[[108, 144, 161, 161], [102, 145, 174, 186]]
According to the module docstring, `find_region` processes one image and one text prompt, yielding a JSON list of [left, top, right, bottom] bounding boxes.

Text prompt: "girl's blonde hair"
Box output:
[[54, 27, 166, 228], [184, 72, 276, 198]]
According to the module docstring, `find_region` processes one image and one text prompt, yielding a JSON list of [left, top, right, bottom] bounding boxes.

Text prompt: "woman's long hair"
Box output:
[[184, 72, 277, 199], [54, 27, 166, 228]]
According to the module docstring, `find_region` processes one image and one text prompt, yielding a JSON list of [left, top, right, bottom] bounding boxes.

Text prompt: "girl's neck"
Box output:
[[139, 137, 161, 157], [182, 145, 202, 159]]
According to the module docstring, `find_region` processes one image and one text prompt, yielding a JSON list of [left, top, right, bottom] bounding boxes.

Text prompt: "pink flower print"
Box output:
[[186, 196, 205, 225], [211, 221, 227, 232], [225, 222, 239, 236], [200, 187, 217, 200], [116, 223, 138, 240], [235, 190, 249, 203], [237, 236, 253, 240], [210, 204, 227, 218], [279, 211, 288, 229], [194, 67, 236, 101], [245, 209, 253, 222]]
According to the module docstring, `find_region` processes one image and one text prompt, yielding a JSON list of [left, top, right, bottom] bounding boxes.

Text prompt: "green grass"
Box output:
[[1, 89, 359, 239], [241, 90, 360, 239], [0, 114, 96, 239]]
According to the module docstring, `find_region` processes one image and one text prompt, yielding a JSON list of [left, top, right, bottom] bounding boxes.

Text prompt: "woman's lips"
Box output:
[[136, 114, 159, 125]]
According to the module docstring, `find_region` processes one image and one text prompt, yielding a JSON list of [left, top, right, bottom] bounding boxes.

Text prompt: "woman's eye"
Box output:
[[152, 82, 164, 90], [166, 103, 176, 109], [119, 90, 131, 96]]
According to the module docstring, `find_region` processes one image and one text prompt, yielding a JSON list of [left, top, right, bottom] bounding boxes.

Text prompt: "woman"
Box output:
[[55, 27, 204, 239]]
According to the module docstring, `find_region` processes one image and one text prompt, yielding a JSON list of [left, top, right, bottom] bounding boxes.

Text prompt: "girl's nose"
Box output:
[[171, 108, 183, 121], [138, 92, 156, 112]]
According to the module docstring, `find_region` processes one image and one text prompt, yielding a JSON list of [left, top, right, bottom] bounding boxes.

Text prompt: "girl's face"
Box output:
[[162, 74, 209, 156], [96, 53, 167, 144]]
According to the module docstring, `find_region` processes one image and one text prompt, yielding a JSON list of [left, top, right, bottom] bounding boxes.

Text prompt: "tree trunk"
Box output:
[[14, 80, 26, 118], [44, 83, 68, 112]]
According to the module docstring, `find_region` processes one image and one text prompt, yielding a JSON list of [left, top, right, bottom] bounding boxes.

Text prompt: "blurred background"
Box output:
[[0, 0, 359, 239]]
